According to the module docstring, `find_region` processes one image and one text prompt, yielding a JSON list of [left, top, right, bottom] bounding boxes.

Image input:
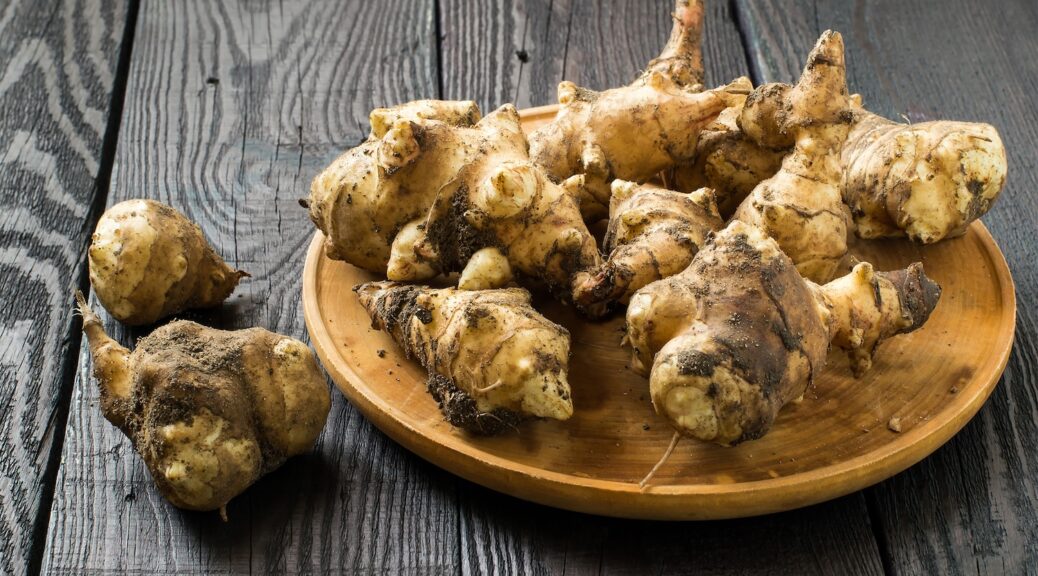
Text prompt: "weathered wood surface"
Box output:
[[735, 0, 1038, 573], [42, 1, 460, 573], [0, 0, 130, 573]]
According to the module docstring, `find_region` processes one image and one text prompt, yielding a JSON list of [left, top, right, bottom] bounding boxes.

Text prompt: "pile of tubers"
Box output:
[[79, 0, 1008, 504], [307, 0, 1006, 471]]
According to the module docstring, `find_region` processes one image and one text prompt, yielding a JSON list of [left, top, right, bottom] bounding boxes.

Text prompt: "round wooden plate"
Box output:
[[302, 106, 1017, 520]]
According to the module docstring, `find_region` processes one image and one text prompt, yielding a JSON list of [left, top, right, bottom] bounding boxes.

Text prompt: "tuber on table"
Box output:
[[572, 180, 723, 311], [730, 30, 855, 283], [683, 31, 1007, 245], [625, 221, 940, 450], [76, 292, 330, 517], [89, 199, 248, 325], [527, 0, 744, 222], [356, 282, 573, 434], [308, 101, 603, 312]]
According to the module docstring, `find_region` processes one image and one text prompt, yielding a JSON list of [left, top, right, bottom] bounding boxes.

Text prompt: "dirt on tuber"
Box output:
[[76, 292, 330, 515]]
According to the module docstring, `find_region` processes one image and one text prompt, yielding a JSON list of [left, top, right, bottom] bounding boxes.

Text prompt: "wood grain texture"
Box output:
[[735, 0, 1038, 573], [438, 2, 884, 574], [43, 1, 460, 573], [0, 0, 129, 573]]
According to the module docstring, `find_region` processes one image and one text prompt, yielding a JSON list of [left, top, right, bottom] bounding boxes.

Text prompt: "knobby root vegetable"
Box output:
[[308, 101, 603, 312], [89, 199, 248, 325], [731, 30, 854, 283], [625, 221, 940, 448], [572, 180, 722, 311], [670, 78, 786, 217], [355, 282, 573, 434], [697, 32, 1007, 244], [840, 109, 1006, 242], [528, 0, 742, 221], [75, 292, 331, 515]]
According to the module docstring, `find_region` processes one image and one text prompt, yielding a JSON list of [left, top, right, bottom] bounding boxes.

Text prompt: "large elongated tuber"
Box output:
[[731, 31, 854, 283], [308, 102, 602, 309], [76, 292, 330, 515], [573, 180, 722, 311], [625, 221, 940, 446], [528, 0, 740, 221], [356, 282, 573, 434], [89, 199, 248, 325]]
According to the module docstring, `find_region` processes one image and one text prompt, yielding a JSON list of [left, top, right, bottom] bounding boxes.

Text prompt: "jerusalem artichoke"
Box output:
[[731, 31, 854, 283], [528, 0, 739, 221], [89, 199, 247, 325], [75, 292, 330, 514], [572, 180, 722, 310], [308, 102, 602, 310], [625, 221, 940, 446], [356, 282, 573, 434]]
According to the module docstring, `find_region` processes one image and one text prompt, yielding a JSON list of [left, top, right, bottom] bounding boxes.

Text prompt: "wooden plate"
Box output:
[[301, 106, 1016, 520]]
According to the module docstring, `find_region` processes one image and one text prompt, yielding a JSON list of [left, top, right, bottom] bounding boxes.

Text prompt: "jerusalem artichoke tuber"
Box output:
[[308, 102, 603, 311], [75, 292, 330, 514], [89, 199, 248, 325], [572, 180, 722, 311], [625, 221, 940, 447], [356, 282, 573, 434], [731, 30, 855, 283], [528, 0, 740, 221]]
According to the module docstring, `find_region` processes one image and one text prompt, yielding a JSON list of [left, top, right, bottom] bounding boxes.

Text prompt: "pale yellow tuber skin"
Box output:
[[308, 102, 602, 311], [76, 292, 330, 514], [625, 221, 940, 446], [732, 31, 854, 284], [356, 282, 573, 434], [840, 110, 1007, 243], [572, 180, 722, 311], [701, 37, 1007, 244], [88, 199, 247, 326], [528, 0, 739, 222], [670, 79, 786, 217]]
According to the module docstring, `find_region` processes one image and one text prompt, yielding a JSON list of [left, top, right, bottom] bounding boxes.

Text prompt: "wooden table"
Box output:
[[3, 0, 1035, 573]]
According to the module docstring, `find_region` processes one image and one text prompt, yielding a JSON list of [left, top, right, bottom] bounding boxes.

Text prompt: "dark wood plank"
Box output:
[[440, 2, 884, 575], [43, 1, 460, 573], [0, 0, 130, 573], [736, 0, 1038, 573]]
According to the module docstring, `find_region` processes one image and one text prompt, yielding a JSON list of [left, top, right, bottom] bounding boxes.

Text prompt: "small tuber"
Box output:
[[89, 199, 248, 325], [356, 282, 573, 434], [76, 291, 330, 515], [572, 180, 722, 312]]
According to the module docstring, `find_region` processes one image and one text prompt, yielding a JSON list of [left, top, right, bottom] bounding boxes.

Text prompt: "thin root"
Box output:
[[639, 431, 681, 490], [219, 505, 229, 523], [473, 379, 504, 395]]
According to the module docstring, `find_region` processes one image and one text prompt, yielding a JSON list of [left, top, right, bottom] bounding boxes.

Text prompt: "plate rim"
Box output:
[[302, 105, 1017, 519]]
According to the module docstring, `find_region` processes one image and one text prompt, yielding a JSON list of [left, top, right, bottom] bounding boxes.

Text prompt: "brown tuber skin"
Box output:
[[89, 199, 248, 325], [356, 282, 573, 434], [76, 292, 330, 515], [572, 180, 723, 312], [625, 222, 940, 447]]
